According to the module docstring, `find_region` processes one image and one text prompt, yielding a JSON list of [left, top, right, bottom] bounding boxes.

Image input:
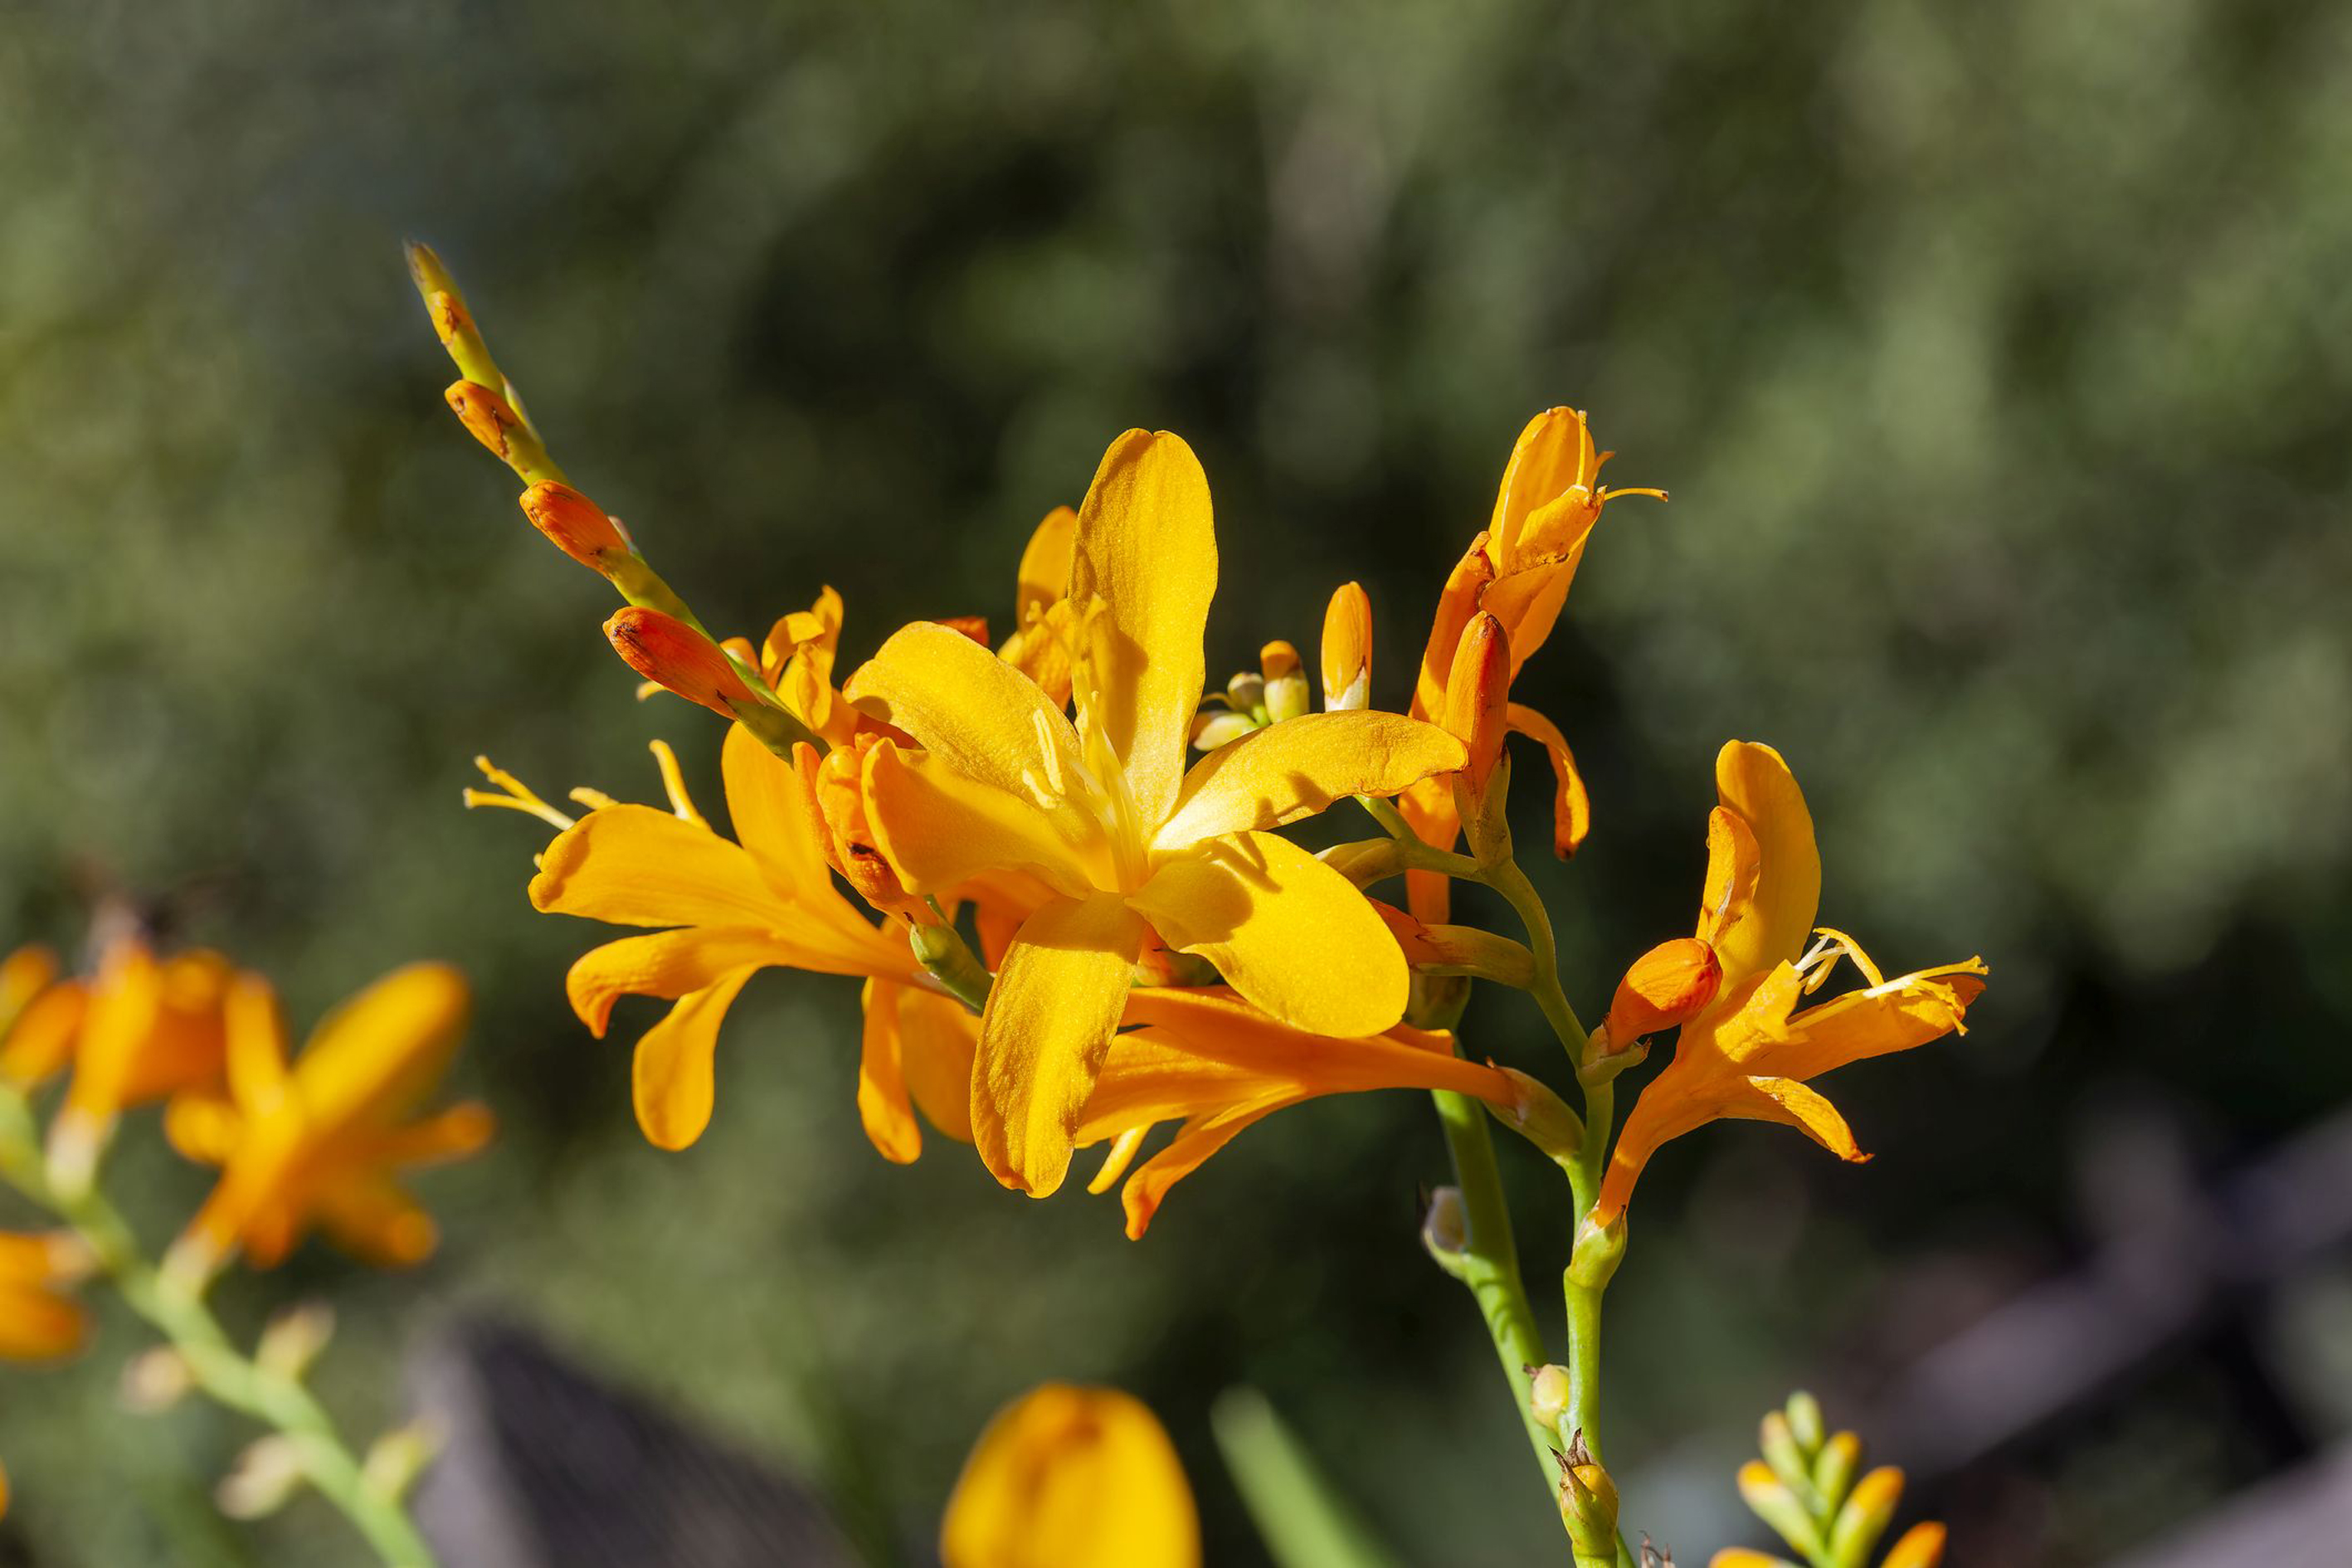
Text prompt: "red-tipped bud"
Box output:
[[519, 483, 629, 570], [603, 608, 757, 718], [1321, 582, 1372, 711], [1595, 936, 1721, 1054], [446, 380, 522, 461], [1442, 612, 1512, 792], [933, 615, 992, 647]]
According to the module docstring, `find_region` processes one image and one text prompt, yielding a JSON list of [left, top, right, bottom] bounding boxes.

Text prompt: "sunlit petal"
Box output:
[[631, 967, 758, 1152], [530, 805, 788, 930], [862, 738, 1106, 900], [1711, 742, 1820, 986], [1152, 713, 1465, 852], [845, 620, 1088, 805], [942, 1384, 1200, 1568]]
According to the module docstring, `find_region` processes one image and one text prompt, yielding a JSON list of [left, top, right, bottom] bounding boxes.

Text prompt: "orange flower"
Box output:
[[1074, 989, 1516, 1238], [1595, 743, 1985, 1224], [163, 965, 492, 1278], [1400, 408, 1659, 917], [514, 724, 981, 1158], [942, 1384, 1198, 1568]]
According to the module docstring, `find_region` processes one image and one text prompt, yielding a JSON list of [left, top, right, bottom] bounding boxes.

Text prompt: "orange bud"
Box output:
[[1441, 612, 1511, 791], [603, 608, 756, 719], [1882, 1522, 1948, 1568], [445, 379, 521, 461], [807, 738, 913, 910], [1259, 640, 1300, 680], [933, 615, 992, 647], [426, 290, 475, 353], [519, 483, 628, 569], [1320, 582, 1372, 710], [1595, 937, 1721, 1054]]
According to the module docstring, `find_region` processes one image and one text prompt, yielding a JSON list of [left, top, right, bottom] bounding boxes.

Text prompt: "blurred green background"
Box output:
[[4, 0, 2350, 1561]]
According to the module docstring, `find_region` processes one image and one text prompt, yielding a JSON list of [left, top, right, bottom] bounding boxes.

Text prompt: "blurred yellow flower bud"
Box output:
[[1880, 1522, 1945, 1568], [217, 1434, 306, 1520], [942, 1384, 1199, 1568], [1321, 582, 1372, 711], [1826, 1466, 1904, 1565], [604, 607, 759, 720]]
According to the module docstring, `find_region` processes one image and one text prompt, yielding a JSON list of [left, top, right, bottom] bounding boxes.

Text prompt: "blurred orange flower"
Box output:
[[0, 1230, 90, 1364], [163, 963, 492, 1279]]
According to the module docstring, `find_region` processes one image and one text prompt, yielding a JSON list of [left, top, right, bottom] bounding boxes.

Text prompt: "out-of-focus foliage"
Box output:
[[1, 0, 2348, 1563]]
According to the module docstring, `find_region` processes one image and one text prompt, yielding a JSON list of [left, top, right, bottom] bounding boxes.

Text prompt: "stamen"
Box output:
[[1088, 1124, 1153, 1195], [1799, 926, 1885, 992], [648, 740, 705, 826], [462, 756, 576, 830], [567, 787, 620, 812], [1030, 711, 1068, 798]]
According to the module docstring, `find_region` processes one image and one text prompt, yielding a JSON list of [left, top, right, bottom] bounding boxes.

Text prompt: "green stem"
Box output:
[[1429, 1088, 1556, 1481], [0, 1098, 436, 1566]]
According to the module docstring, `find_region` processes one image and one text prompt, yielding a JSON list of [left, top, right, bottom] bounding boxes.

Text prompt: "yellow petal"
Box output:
[[310, 1175, 439, 1268], [1882, 1522, 1947, 1568], [0, 1281, 89, 1363], [1708, 1553, 1801, 1568], [971, 894, 1144, 1196], [845, 620, 1088, 804], [295, 963, 470, 1136], [363, 1101, 496, 1168], [163, 1093, 245, 1165], [631, 967, 758, 1151], [857, 978, 923, 1165], [1753, 961, 1987, 1081], [223, 973, 290, 1113], [1128, 832, 1406, 1038], [0, 981, 85, 1088], [1015, 504, 1078, 623], [1735, 1075, 1865, 1161], [1488, 408, 1597, 562], [1152, 713, 1466, 852], [1505, 702, 1591, 858], [1070, 430, 1217, 830], [530, 805, 789, 931], [862, 738, 1106, 900], [898, 984, 978, 1144], [720, 724, 840, 909], [565, 928, 794, 1035], [1711, 742, 1820, 986], [1697, 804, 1762, 950], [941, 1384, 1200, 1568]]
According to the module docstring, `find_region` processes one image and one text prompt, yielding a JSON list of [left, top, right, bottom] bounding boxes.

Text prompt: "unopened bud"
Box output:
[[1557, 1444, 1619, 1558], [120, 1346, 194, 1413], [1785, 1390, 1826, 1455], [1260, 640, 1310, 723], [1191, 709, 1259, 752], [1420, 1186, 1468, 1259], [1225, 670, 1267, 713], [1760, 1411, 1819, 1506], [1812, 1429, 1863, 1509], [1320, 582, 1372, 711], [519, 483, 629, 570], [1569, 1208, 1627, 1290], [1527, 1363, 1573, 1431], [1881, 1522, 1947, 1568], [1736, 1459, 1824, 1559], [1827, 1467, 1904, 1565], [605, 608, 757, 719], [256, 1301, 336, 1382], [446, 379, 522, 461], [361, 1420, 441, 1503], [814, 739, 912, 909], [217, 1434, 307, 1519], [1595, 937, 1721, 1055], [1441, 613, 1511, 792]]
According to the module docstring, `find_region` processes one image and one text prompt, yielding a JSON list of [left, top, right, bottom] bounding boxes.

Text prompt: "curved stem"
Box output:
[[1430, 1086, 1557, 1482], [0, 1096, 436, 1566]]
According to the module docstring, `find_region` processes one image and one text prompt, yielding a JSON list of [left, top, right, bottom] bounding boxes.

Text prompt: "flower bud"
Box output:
[[812, 738, 912, 910], [445, 379, 523, 461], [1260, 640, 1309, 722], [1881, 1522, 1947, 1568], [119, 1346, 194, 1413], [1495, 1067, 1584, 1168], [256, 1301, 336, 1382], [1826, 1467, 1904, 1566], [1321, 582, 1372, 711], [1557, 1444, 1619, 1560], [1736, 1459, 1824, 1560], [1441, 613, 1511, 793], [361, 1421, 441, 1503], [217, 1434, 307, 1520], [604, 608, 758, 719], [1812, 1429, 1863, 1509], [1527, 1363, 1573, 1431], [1191, 709, 1259, 752], [1595, 937, 1721, 1054], [519, 482, 629, 570], [1420, 1186, 1468, 1259], [1225, 670, 1267, 713], [1785, 1390, 1826, 1455]]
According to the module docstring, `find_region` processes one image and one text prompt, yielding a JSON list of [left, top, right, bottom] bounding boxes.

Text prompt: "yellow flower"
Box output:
[[942, 1383, 1198, 1568], [997, 505, 1081, 709], [0, 1230, 90, 1363], [163, 963, 493, 1278], [1400, 408, 1660, 917], [1595, 743, 1986, 1224], [1074, 988, 1518, 1237], [845, 430, 1466, 1195], [523, 723, 981, 1158]]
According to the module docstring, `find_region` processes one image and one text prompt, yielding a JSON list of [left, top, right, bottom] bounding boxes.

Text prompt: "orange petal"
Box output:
[[1505, 701, 1590, 858], [631, 967, 758, 1151]]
